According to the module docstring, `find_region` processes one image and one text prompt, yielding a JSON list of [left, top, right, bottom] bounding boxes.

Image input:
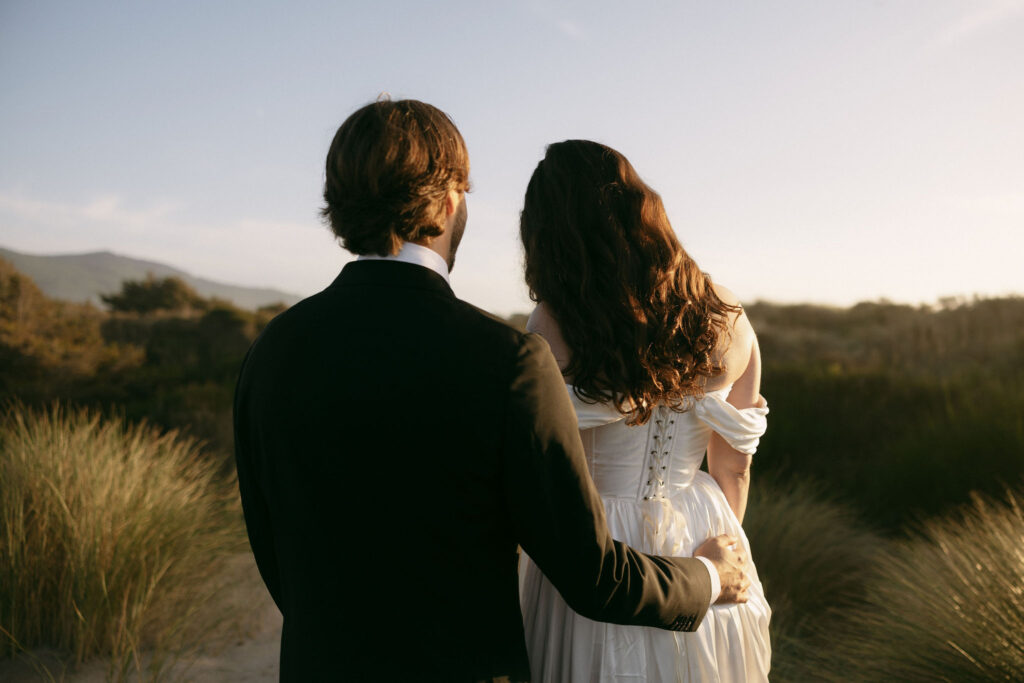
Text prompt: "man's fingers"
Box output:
[[717, 586, 750, 604], [712, 560, 751, 604], [698, 533, 754, 605]]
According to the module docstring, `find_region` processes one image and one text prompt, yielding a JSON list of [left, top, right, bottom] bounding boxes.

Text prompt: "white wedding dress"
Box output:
[[519, 385, 772, 682]]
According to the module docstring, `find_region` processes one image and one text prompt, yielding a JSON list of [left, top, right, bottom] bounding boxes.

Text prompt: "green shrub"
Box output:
[[0, 404, 245, 679], [101, 275, 204, 315], [756, 368, 1024, 531]]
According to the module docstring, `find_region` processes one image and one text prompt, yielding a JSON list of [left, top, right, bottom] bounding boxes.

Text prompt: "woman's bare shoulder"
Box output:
[[705, 282, 757, 390], [526, 302, 572, 372], [711, 282, 742, 316]]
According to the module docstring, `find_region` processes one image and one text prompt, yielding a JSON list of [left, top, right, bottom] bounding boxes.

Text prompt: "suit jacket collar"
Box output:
[[329, 259, 455, 298]]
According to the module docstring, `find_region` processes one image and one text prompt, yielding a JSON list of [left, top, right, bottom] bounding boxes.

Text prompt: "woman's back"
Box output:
[[518, 139, 771, 681], [520, 294, 771, 682], [519, 381, 772, 682], [570, 385, 767, 502]]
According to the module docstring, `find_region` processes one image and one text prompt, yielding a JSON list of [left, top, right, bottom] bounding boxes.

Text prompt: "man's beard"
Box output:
[[446, 197, 467, 272]]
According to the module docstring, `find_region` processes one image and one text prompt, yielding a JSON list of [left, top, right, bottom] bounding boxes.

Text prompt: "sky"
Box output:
[[1, 0, 1022, 315]]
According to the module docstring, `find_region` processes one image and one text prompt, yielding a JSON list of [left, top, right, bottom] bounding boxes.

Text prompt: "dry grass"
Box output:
[[0, 404, 246, 680], [747, 481, 1024, 681], [804, 489, 1024, 682], [743, 477, 885, 681]]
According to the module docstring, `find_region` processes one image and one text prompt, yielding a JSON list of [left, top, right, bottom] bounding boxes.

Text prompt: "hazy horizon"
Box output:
[[2, 1, 1022, 316], [4, 241, 1018, 314]]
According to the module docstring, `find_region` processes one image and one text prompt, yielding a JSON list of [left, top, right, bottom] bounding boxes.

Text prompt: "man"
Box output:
[[233, 98, 748, 682]]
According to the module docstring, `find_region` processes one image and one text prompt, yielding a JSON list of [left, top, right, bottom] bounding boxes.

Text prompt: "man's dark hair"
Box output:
[[321, 98, 470, 256]]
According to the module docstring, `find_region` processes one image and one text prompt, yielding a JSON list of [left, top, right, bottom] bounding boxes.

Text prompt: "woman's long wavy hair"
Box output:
[[520, 140, 740, 425]]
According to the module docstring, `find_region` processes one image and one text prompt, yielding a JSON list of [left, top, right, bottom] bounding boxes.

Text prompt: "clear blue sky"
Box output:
[[2, 1, 1022, 314]]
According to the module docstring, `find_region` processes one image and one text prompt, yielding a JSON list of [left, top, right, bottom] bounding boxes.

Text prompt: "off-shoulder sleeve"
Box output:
[[565, 385, 627, 430], [693, 390, 769, 455]]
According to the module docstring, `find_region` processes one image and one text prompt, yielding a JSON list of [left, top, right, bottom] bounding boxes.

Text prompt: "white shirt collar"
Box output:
[[356, 242, 451, 285]]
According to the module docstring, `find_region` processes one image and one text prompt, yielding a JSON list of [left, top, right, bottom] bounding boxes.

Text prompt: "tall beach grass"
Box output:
[[0, 404, 246, 679], [743, 477, 885, 681], [746, 480, 1024, 681], [806, 489, 1024, 682]]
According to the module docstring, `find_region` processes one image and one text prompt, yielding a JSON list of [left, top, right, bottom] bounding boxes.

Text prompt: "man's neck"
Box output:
[[356, 242, 451, 285]]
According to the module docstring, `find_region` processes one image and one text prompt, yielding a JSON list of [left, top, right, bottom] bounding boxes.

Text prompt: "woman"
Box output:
[[518, 140, 771, 682]]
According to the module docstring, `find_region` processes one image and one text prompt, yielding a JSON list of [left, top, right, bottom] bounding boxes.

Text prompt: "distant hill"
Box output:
[[0, 246, 301, 310]]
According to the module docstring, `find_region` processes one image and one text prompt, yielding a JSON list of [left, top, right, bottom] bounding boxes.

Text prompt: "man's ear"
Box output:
[[444, 188, 462, 217]]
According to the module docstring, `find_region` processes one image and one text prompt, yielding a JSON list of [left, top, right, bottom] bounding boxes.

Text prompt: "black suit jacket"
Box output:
[[233, 260, 712, 682]]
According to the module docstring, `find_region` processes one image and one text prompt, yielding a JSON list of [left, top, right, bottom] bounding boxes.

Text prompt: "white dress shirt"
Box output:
[[696, 556, 721, 604], [357, 242, 450, 286]]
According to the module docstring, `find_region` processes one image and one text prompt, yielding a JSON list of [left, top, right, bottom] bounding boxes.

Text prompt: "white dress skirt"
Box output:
[[519, 386, 771, 682]]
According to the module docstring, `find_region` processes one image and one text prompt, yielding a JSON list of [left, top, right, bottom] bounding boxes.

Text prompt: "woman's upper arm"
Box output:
[[726, 332, 762, 410], [710, 283, 761, 408]]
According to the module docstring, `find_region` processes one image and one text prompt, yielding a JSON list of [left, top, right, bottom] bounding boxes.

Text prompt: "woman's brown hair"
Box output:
[[520, 140, 739, 425]]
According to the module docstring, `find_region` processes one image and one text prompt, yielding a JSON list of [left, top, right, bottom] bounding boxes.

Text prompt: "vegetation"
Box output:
[[735, 298, 1024, 679], [0, 259, 279, 458], [836, 490, 1024, 681], [100, 273, 206, 314], [0, 404, 245, 680], [1, 258, 1021, 679], [750, 489, 1024, 682], [0, 262, 268, 678], [743, 478, 883, 680], [747, 298, 1024, 532]]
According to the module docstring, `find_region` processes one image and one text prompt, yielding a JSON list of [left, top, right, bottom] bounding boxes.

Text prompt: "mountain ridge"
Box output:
[[0, 246, 301, 310]]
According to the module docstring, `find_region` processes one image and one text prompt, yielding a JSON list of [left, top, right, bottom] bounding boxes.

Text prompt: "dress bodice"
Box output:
[[522, 386, 774, 682], [569, 386, 769, 501]]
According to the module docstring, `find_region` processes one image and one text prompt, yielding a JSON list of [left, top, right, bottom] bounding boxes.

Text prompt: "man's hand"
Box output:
[[694, 534, 750, 604]]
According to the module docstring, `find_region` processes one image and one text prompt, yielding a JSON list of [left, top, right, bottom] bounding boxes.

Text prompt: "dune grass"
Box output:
[[798, 489, 1024, 682], [743, 477, 886, 681], [0, 404, 246, 680], [746, 480, 1024, 681]]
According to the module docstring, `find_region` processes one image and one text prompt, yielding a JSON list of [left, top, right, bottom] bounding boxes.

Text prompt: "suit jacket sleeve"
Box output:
[[233, 348, 284, 609], [502, 333, 712, 632]]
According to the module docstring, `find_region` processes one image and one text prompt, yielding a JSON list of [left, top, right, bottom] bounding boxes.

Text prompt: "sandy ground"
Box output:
[[0, 554, 283, 682]]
